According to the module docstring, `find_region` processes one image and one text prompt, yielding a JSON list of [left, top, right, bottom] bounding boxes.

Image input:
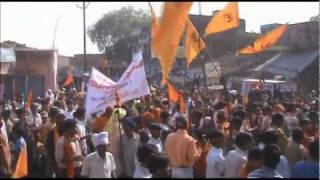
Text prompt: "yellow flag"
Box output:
[[152, 2, 193, 84], [238, 24, 288, 54], [185, 17, 206, 67], [204, 2, 239, 36]]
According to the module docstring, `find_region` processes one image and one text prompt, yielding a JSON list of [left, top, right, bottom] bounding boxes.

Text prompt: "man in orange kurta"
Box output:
[[165, 116, 201, 178]]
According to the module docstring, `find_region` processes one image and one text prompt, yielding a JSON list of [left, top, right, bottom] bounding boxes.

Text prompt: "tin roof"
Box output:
[[254, 49, 319, 79]]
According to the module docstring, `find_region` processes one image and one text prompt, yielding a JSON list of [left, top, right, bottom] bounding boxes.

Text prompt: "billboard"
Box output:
[[205, 62, 220, 85]]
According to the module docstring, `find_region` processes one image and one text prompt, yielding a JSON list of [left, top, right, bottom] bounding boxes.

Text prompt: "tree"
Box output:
[[88, 6, 150, 60], [0, 40, 27, 48]]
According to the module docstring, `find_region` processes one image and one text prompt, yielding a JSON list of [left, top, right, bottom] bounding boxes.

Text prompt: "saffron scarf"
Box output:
[[63, 138, 75, 178]]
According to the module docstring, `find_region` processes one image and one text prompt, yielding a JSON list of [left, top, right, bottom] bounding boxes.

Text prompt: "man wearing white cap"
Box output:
[[81, 132, 117, 178]]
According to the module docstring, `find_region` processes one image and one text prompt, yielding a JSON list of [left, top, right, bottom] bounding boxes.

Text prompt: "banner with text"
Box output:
[[85, 50, 150, 117]]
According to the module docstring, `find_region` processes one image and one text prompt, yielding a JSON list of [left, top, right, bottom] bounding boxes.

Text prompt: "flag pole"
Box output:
[[197, 2, 220, 92], [115, 92, 127, 176], [198, 2, 208, 94]]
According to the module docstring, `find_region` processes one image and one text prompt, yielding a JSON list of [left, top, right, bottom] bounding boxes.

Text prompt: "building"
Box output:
[[57, 55, 72, 71], [251, 20, 319, 97], [1, 47, 58, 99]]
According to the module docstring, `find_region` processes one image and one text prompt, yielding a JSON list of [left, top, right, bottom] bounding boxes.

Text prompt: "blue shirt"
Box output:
[[291, 161, 319, 178], [12, 137, 26, 155]]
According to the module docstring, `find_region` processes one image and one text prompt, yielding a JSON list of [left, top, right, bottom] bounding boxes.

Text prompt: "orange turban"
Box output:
[[142, 111, 154, 127]]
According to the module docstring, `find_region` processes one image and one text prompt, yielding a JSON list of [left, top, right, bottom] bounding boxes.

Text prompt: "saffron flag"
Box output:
[[63, 71, 74, 87], [12, 142, 28, 178], [148, 2, 159, 40], [185, 17, 206, 67], [204, 2, 239, 36], [167, 82, 179, 103], [152, 2, 193, 84], [167, 82, 186, 113], [238, 24, 288, 54], [179, 93, 187, 114], [25, 90, 32, 110]]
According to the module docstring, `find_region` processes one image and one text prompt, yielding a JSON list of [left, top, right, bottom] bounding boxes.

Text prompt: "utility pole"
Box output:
[[77, 2, 89, 73], [198, 2, 208, 92]]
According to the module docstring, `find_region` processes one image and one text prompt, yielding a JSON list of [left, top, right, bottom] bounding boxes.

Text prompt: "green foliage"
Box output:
[[88, 6, 151, 53]]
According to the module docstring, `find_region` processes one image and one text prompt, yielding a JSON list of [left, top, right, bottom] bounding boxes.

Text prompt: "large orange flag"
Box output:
[[204, 2, 239, 36], [238, 24, 288, 54], [148, 2, 159, 40], [152, 2, 193, 84], [12, 142, 28, 178], [63, 71, 74, 87], [185, 17, 206, 67]]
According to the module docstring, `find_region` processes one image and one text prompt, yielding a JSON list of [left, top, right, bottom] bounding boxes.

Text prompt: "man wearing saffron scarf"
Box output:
[[55, 119, 82, 178]]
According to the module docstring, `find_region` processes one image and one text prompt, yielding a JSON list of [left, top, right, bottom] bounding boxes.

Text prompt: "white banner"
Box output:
[[85, 50, 150, 117]]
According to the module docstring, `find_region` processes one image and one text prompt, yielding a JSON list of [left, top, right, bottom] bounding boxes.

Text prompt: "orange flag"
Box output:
[[63, 71, 74, 87], [167, 82, 179, 103], [148, 2, 159, 41], [204, 2, 239, 36], [26, 90, 32, 110], [167, 82, 187, 113], [152, 2, 193, 84], [179, 93, 187, 114], [12, 143, 28, 178], [238, 24, 288, 54], [185, 17, 206, 67]]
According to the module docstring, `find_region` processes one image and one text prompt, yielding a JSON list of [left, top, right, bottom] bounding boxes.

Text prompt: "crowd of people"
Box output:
[[0, 85, 319, 178]]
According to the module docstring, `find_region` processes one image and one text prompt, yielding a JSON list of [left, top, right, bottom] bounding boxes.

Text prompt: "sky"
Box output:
[[1, 2, 318, 56]]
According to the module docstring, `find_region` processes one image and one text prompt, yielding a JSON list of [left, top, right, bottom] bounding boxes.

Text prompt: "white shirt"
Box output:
[[0, 120, 8, 143], [81, 151, 116, 178], [276, 155, 290, 178], [45, 92, 55, 104], [147, 137, 163, 152], [206, 146, 225, 178], [76, 119, 87, 155], [63, 110, 75, 120], [284, 115, 299, 131], [25, 111, 42, 129], [261, 115, 272, 130], [224, 147, 248, 178], [133, 163, 152, 178], [171, 111, 182, 128]]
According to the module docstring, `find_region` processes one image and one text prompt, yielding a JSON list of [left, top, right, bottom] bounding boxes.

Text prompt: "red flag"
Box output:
[[63, 71, 74, 87], [24, 90, 32, 111], [115, 91, 121, 107], [27, 90, 32, 108]]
